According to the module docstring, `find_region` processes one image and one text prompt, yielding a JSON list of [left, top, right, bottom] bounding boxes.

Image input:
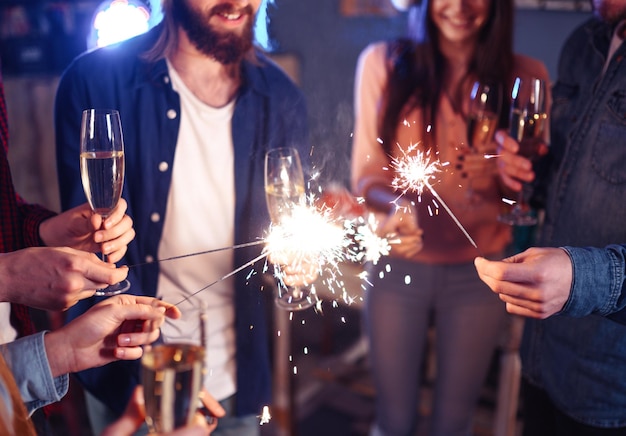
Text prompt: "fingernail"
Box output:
[[115, 348, 125, 358], [119, 335, 131, 345]]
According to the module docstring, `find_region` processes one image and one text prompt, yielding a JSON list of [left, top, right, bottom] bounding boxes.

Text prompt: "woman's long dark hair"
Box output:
[[380, 0, 514, 155]]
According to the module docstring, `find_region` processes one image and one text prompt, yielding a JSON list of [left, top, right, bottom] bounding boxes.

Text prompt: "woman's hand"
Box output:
[[378, 203, 423, 258]]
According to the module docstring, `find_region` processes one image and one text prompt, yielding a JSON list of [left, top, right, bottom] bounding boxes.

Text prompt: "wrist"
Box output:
[[44, 330, 74, 377]]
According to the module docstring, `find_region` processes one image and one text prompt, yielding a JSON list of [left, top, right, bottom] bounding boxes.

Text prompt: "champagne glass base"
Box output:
[[275, 288, 315, 312], [95, 279, 131, 297], [497, 213, 537, 227]]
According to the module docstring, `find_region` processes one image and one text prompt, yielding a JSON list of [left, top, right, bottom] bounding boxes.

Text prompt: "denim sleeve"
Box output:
[[560, 245, 626, 318], [0, 332, 69, 415]]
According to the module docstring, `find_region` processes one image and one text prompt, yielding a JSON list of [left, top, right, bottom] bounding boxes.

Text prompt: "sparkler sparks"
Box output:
[[262, 194, 394, 308], [348, 213, 391, 265], [390, 144, 442, 198], [259, 405, 271, 425], [151, 191, 392, 309], [389, 142, 481, 253]]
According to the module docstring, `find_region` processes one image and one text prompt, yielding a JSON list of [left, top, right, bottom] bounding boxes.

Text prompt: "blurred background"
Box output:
[[0, 1, 592, 435]]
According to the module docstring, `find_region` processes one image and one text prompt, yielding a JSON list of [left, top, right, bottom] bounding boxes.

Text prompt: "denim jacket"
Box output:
[[55, 25, 309, 417], [0, 332, 68, 415], [561, 245, 626, 321], [521, 17, 626, 427]]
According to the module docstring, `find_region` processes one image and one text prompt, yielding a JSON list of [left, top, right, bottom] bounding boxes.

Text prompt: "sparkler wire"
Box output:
[[424, 181, 484, 257], [174, 251, 270, 306], [126, 240, 265, 269]]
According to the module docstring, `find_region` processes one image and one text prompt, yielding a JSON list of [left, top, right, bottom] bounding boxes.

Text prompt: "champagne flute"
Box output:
[[142, 305, 207, 433], [80, 108, 130, 295], [498, 77, 548, 226], [264, 147, 314, 311], [465, 80, 501, 203]]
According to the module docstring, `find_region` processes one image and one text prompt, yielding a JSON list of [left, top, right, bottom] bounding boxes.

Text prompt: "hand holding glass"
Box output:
[[80, 109, 130, 295], [142, 306, 207, 433], [498, 77, 548, 226], [264, 147, 314, 311]]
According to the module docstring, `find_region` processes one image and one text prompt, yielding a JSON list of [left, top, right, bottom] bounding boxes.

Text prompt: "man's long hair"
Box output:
[[380, 0, 514, 154]]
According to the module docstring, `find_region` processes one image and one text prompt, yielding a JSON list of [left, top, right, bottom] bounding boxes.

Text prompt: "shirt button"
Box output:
[[158, 161, 169, 172], [145, 255, 154, 263], [150, 213, 160, 223], [167, 109, 177, 119], [163, 76, 170, 84]]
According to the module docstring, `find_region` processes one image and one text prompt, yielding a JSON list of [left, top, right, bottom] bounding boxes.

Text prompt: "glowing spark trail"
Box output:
[[390, 143, 481, 253], [164, 193, 392, 308], [349, 214, 391, 265]]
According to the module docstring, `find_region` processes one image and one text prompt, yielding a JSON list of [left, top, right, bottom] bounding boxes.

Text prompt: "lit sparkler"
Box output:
[[390, 142, 481, 252], [157, 191, 392, 308]]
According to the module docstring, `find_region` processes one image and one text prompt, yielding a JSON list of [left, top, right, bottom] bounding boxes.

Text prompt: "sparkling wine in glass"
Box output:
[[264, 147, 314, 311], [466, 80, 501, 203], [142, 306, 207, 433], [498, 77, 548, 226], [80, 109, 130, 295]]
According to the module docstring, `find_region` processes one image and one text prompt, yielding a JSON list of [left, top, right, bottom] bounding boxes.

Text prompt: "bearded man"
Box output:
[[55, 1, 309, 435]]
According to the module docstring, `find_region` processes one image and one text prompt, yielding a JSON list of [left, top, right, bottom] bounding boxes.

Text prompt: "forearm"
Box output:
[[0, 332, 68, 414], [560, 244, 626, 317]]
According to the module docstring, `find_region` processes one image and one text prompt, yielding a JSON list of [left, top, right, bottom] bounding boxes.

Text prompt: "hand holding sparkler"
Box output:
[[474, 247, 571, 319], [267, 249, 319, 288], [376, 201, 423, 259]]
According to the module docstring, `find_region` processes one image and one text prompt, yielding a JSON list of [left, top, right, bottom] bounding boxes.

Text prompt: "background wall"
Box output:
[[4, 2, 592, 211]]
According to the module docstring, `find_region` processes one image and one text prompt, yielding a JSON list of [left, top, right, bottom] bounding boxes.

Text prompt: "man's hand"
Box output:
[[101, 386, 221, 436], [0, 246, 129, 311], [39, 199, 135, 263], [474, 247, 573, 319], [44, 295, 181, 377]]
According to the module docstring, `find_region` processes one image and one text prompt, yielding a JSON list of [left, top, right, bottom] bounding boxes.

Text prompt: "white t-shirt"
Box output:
[[157, 60, 236, 401], [0, 303, 16, 344]]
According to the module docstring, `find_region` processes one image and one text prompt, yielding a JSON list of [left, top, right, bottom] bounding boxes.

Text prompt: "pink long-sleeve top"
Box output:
[[351, 42, 550, 264]]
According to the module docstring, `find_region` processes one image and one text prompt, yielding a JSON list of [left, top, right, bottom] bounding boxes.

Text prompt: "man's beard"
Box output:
[[172, 1, 255, 65]]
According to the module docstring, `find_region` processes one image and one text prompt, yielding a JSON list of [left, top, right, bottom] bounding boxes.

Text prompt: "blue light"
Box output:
[[88, 0, 151, 49]]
